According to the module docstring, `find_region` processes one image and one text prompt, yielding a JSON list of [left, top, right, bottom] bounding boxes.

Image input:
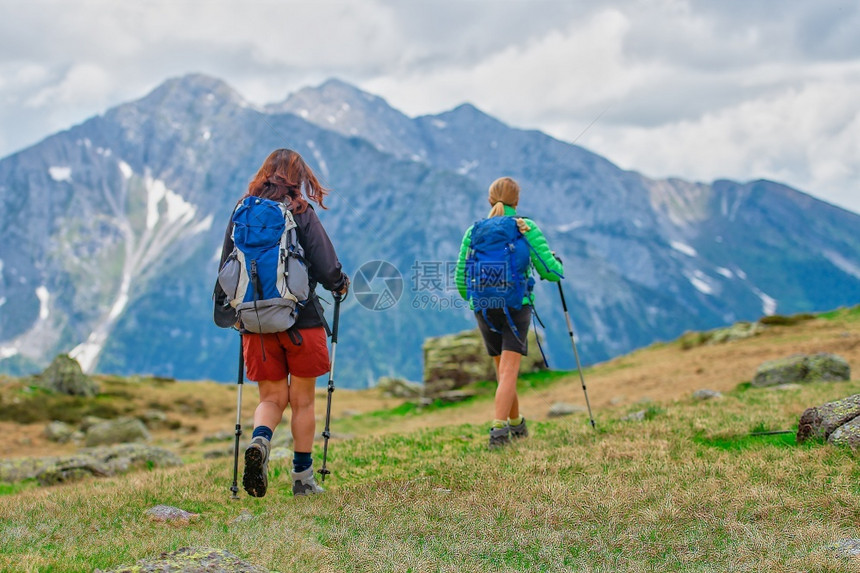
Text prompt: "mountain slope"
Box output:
[[1, 74, 859, 384]]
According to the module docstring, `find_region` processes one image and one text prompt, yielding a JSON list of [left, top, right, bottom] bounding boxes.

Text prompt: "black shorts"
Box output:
[[475, 305, 532, 356]]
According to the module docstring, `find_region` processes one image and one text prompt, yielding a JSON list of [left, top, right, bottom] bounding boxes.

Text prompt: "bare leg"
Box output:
[[254, 378, 289, 430], [493, 355, 519, 420], [288, 375, 317, 453], [494, 350, 522, 421]]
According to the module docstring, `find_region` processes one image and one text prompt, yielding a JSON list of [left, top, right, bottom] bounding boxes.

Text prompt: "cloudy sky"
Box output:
[[2, 0, 859, 213]]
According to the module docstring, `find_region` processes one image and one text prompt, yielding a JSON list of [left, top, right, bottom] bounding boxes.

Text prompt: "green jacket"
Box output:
[[455, 205, 564, 307]]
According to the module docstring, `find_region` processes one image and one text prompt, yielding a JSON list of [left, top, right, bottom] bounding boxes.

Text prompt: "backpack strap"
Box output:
[[531, 307, 549, 368], [311, 292, 332, 337]]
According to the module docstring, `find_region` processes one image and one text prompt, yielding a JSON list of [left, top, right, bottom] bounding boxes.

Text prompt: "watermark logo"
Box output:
[[353, 260, 404, 311]]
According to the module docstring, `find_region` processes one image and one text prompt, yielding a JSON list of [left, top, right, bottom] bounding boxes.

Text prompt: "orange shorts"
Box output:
[[242, 327, 330, 381]]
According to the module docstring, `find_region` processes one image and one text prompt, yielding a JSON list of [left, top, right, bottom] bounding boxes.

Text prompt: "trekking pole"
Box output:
[[318, 291, 342, 482], [229, 336, 245, 499], [556, 277, 596, 429]]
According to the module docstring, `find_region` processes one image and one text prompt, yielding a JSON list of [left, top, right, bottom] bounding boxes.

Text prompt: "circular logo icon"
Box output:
[[353, 260, 403, 311]]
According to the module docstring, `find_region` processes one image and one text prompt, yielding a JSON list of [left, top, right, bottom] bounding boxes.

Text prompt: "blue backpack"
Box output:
[[465, 216, 534, 335], [217, 196, 310, 333]]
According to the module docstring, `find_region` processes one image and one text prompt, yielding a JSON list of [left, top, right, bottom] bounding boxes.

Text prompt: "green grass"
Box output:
[[818, 303, 860, 321], [1, 378, 859, 571]]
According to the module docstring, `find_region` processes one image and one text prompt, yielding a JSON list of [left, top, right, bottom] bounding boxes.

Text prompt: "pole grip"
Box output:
[[557, 282, 569, 313], [331, 294, 341, 343], [237, 335, 245, 385]]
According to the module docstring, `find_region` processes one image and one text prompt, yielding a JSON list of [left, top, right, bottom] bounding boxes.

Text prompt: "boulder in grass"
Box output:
[[828, 417, 860, 449], [2, 444, 182, 485], [548, 402, 585, 418], [423, 328, 546, 396], [753, 353, 850, 387], [96, 547, 270, 573], [85, 417, 151, 447], [34, 354, 99, 397], [376, 376, 422, 398], [796, 393, 860, 443], [692, 389, 722, 401], [145, 505, 199, 523], [44, 420, 75, 443]]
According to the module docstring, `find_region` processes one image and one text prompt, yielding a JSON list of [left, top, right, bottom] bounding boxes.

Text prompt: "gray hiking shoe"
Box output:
[[509, 417, 528, 439], [488, 426, 511, 449], [243, 436, 270, 498], [292, 466, 325, 496]]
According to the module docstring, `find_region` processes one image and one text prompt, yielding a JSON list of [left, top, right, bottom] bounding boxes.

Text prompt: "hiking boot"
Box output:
[[509, 417, 528, 439], [292, 466, 325, 496], [488, 426, 511, 449], [242, 436, 270, 498]]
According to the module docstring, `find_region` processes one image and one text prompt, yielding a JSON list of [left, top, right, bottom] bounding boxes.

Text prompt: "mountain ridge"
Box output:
[[1, 73, 858, 384]]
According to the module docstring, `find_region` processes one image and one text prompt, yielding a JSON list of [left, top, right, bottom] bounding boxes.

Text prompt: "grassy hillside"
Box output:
[[0, 307, 858, 571]]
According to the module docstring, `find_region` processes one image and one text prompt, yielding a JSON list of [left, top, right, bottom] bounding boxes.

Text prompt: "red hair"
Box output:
[[245, 148, 329, 214]]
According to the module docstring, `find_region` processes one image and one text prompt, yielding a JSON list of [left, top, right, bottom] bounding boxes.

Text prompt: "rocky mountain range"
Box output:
[[1, 74, 859, 385]]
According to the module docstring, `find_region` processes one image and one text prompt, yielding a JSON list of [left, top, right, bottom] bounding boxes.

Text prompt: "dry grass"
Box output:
[[0, 308, 858, 571]]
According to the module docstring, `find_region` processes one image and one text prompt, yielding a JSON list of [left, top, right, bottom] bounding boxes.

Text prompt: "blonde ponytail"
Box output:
[[488, 201, 506, 218]]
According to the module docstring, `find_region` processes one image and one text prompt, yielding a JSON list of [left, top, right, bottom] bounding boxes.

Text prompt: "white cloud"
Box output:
[[0, 0, 858, 214]]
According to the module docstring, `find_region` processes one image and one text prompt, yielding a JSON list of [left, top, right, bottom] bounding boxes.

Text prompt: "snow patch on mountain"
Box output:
[[145, 176, 196, 230], [0, 347, 17, 360], [823, 250, 860, 280], [49, 166, 72, 182], [456, 159, 479, 176], [35, 286, 50, 320], [685, 270, 714, 295], [118, 160, 133, 179], [557, 221, 585, 232], [751, 286, 777, 315], [670, 241, 697, 257], [306, 140, 329, 179]]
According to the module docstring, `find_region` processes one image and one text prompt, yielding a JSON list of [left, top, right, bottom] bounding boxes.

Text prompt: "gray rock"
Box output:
[[753, 353, 851, 387], [79, 416, 107, 431], [796, 393, 860, 443], [436, 390, 474, 404], [145, 505, 199, 522], [33, 354, 99, 397], [44, 420, 75, 443], [622, 410, 647, 422], [85, 417, 151, 447], [376, 376, 422, 398], [708, 321, 765, 344], [97, 546, 270, 573], [0, 444, 182, 485], [203, 449, 230, 459], [268, 447, 292, 460], [140, 409, 169, 429], [36, 455, 111, 486], [830, 538, 860, 558], [692, 389, 722, 401], [229, 509, 255, 524], [0, 456, 59, 483], [340, 409, 361, 418], [548, 402, 585, 417], [806, 353, 851, 381], [202, 431, 234, 443], [422, 328, 546, 396], [828, 416, 860, 448]]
